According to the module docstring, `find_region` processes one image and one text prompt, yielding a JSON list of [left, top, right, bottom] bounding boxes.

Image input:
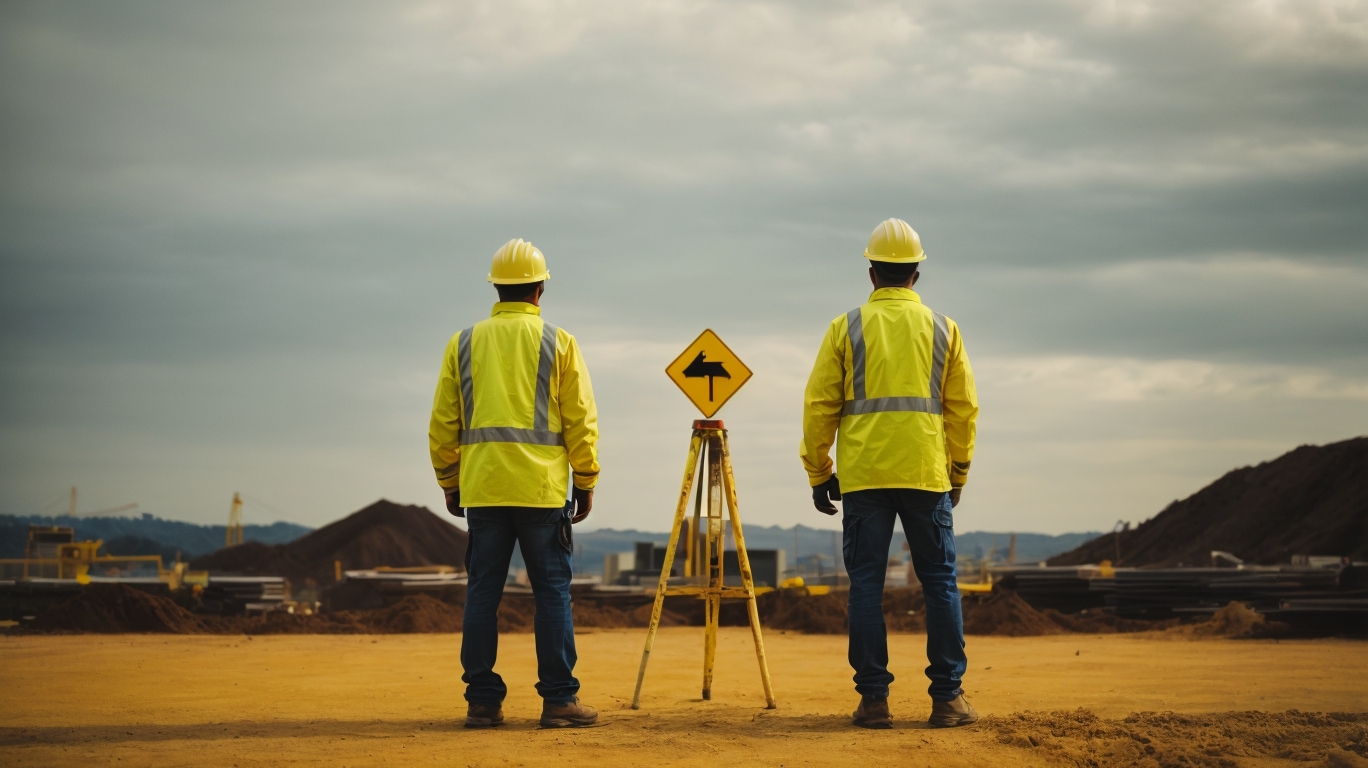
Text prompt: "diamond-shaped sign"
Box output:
[[665, 329, 753, 418]]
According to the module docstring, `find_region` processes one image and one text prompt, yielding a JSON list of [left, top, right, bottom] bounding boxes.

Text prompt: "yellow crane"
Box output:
[[65, 486, 138, 517], [226, 492, 244, 547]]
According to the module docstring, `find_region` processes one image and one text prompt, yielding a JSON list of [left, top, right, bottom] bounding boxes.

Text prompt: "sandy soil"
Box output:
[[2, 628, 1365, 767]]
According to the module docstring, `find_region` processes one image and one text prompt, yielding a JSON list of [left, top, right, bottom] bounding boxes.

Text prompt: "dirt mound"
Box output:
[[1051, 437, 1368, 567], [24, 583, 1180, 636], [28, 584, 208, 634], [368, 594, 463, 633], [987, 709, 1368, 767], [962, 589, 1064, 636], [1194, 600, 1265, 637], [757, 588, 849, 633], [191, 499, 468, 584]]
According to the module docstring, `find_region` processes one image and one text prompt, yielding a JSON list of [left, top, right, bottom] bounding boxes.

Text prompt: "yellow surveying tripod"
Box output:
[[630, 420, 777, 710]]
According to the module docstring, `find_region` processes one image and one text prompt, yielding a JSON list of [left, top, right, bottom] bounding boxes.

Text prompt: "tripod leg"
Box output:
[[685, 441, 705, 578], [632, 431, 702, 710], [720, 432, 777, 709], [702, 432, 723, 700], [702, 592, 718, 700]]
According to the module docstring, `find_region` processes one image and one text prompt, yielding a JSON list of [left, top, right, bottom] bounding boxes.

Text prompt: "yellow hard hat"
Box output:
[[487, 238, 550, 284], [863, 218, 927, 263]]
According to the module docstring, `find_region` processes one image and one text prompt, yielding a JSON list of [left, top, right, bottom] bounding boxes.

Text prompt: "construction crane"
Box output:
[[65, 486, 138, 517], [226, 492, 244, 547]]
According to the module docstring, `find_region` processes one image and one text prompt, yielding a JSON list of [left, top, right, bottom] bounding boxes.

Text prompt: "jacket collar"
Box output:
[[491, 301, 542, 317], [868, 287, 922, 303]]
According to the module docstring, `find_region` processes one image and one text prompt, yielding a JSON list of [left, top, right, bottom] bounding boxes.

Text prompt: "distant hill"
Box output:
[[191, 499, 467, 584], [1050, 437, 1368, 567], [0, 513, 311, 561]]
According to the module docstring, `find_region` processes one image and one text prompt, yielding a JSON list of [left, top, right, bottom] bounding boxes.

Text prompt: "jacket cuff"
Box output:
[[573, 470, 598, 491], [808, 471, 833, 487], [949, 460, 970, 489]]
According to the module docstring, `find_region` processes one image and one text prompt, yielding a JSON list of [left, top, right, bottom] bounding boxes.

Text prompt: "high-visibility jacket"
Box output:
[[800, 287, 977, 494], [429, 302, 600, 508]]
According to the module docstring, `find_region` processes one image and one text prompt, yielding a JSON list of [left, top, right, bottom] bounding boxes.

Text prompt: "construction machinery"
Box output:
[[0, 524, 205, 588], [226, 492, 244, 547]]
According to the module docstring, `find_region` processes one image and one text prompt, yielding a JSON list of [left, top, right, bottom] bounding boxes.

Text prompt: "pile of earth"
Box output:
[[986, 709, 1368, 767], [1050, 437, 1368, 567], [21, 584, 1209, 636], [758, 587, 1171, 636], [191, 499, 467, 585], [24, 584, 482, 635], [28, 583, 212, 634]]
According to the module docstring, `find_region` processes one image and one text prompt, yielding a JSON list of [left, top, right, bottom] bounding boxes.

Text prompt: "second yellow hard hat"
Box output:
[[864, 218, 927, 263], [487, 238, 551, 284]]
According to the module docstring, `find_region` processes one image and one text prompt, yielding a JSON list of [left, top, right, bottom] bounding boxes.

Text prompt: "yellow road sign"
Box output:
[[665, 329, 753, 418]]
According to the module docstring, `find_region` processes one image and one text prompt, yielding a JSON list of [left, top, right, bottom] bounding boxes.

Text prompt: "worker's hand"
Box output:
[[812, 474, 841, 515], [444, 489, 464, 519], [949, 488, 962, 508], [571, 487, 593, 524]]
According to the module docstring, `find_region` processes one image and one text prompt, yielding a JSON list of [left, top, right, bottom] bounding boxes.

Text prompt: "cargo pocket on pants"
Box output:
[[558, 502, 574, 556], [931, 499, 955, 564]]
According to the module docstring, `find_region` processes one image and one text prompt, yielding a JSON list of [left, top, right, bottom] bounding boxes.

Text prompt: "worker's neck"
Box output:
[[868, 266, 919, 291], [496, 288, 543, 307]]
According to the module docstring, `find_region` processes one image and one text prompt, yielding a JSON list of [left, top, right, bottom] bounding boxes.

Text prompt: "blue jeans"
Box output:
[[462, 506, 578, 705], [842, 488, 966, 701]]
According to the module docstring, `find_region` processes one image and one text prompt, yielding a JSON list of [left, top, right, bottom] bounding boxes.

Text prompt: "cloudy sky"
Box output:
[[2, 0, 1365, 535]]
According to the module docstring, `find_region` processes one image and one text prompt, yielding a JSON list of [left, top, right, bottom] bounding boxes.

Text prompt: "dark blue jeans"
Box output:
[[462, 506, 578, 706], [842, 488, 966, 701]]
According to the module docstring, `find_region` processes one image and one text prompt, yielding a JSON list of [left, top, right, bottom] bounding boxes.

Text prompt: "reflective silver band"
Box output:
[[457, 327, 474, 426], [460, 427, 564, 446], [535, 321, 558, 431], [842, 306, 948, 418], [846, 308, 866, 401], [930, 312, 948, 402], [841, 396, 943, 416], [436, 461, 460, 479]]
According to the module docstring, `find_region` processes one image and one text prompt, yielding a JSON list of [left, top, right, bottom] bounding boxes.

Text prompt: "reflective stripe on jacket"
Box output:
[[800, 287, 977, 493], [429, 302, 600, 507]]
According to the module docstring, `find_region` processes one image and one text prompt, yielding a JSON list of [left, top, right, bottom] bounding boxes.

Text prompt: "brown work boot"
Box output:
[[851, 695, 893, 729], [929, 694, 979, 728], [540, 697, 598, 728], [465, 702, 505, 729]]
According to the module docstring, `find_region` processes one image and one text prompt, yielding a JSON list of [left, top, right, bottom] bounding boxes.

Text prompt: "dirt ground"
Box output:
[[2, 628, 1365, 767]]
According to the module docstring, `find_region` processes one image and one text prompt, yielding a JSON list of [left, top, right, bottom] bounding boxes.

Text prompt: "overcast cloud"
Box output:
[[2, 0, 1366, 534]]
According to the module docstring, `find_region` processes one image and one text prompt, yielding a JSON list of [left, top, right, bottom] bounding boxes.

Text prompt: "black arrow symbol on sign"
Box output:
[[683, 352, 730, 401]]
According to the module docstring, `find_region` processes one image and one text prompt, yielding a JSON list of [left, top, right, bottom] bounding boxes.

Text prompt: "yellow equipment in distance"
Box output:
[[226, 492, 244, 547], [0, 525, 206, 589], [664, 329, 753, 419]]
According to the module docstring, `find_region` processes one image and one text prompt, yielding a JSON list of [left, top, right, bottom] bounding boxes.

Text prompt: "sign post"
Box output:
[[631, 330, 776, 710]]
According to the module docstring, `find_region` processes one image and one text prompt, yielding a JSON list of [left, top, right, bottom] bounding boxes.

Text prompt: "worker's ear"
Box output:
[[868, 266, 878, 289], [911, 270, 920, 288]]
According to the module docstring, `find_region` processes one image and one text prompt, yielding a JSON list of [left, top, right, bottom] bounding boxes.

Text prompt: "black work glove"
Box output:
[[571, 487, 593, 524], [812, 474, 841, 515], [444, 489, 464, 518]]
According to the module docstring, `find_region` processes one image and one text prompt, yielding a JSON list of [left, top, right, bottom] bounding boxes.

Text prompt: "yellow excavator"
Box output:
[[0, 525, 206, 589]]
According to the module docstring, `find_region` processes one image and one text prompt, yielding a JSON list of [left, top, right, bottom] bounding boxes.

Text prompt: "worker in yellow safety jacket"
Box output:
[[429, 238, 600, 729], [800, 218, 979, 730]]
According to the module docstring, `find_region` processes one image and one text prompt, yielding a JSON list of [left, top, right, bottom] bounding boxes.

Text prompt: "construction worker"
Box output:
[[429, 238, 601, 729], [799, 219, 979, 729]]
